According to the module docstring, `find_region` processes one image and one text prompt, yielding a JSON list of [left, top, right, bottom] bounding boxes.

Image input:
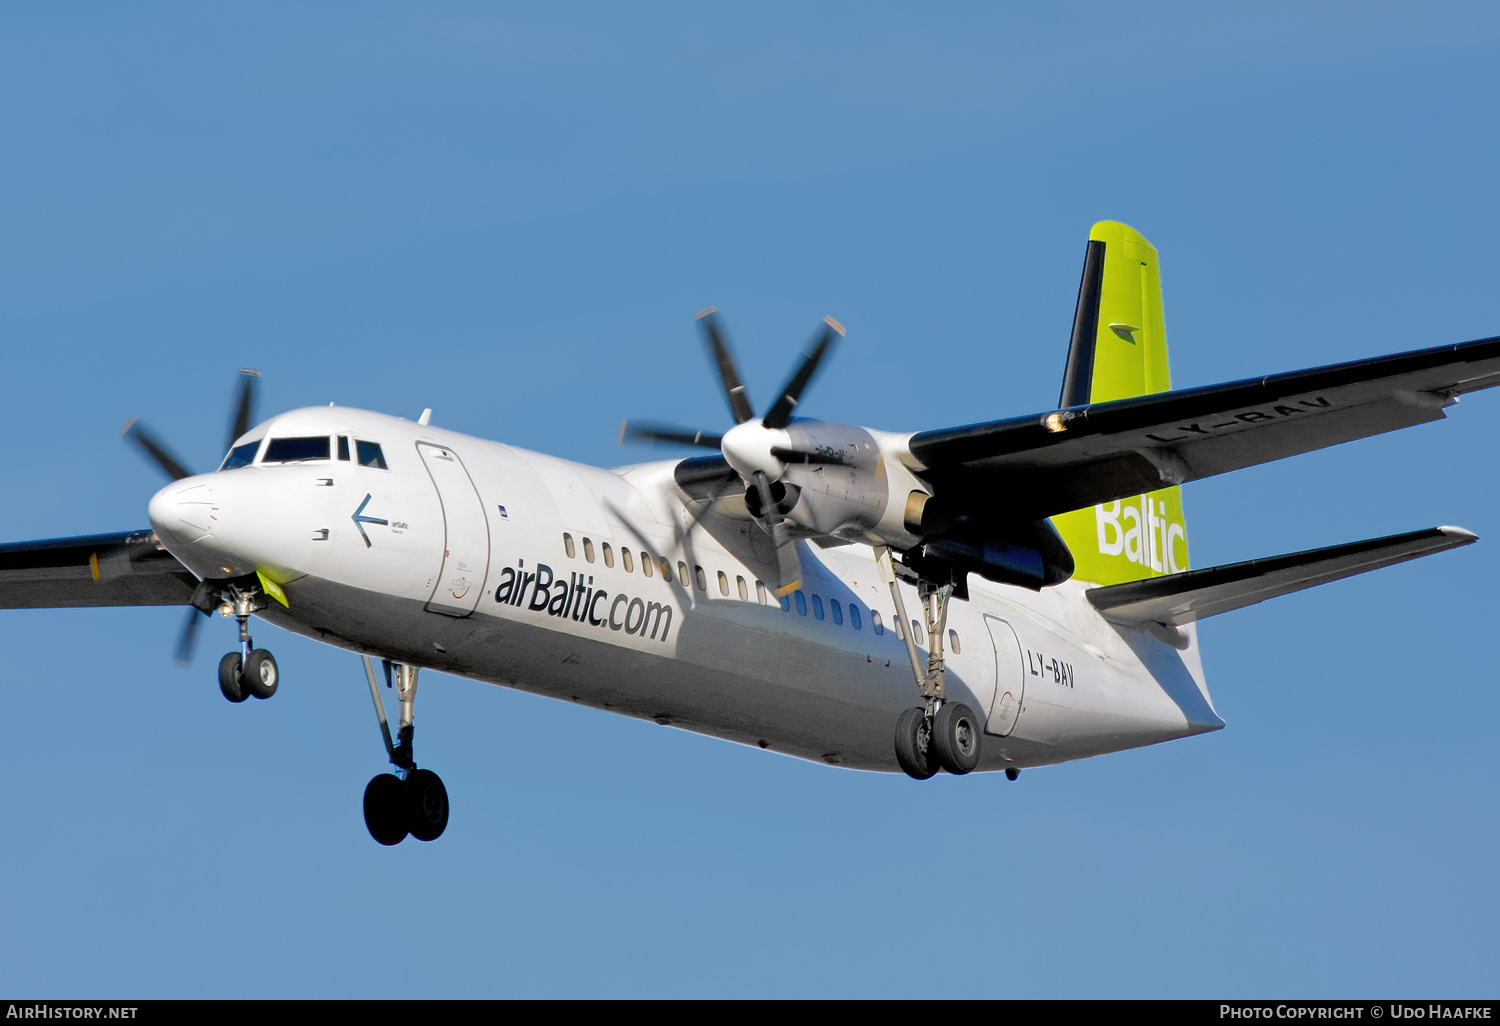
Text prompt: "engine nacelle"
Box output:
[[774, 421, 930, 549]]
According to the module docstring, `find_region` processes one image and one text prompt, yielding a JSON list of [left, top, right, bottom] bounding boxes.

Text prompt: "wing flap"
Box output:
[[905, 334, 1500, 519], [1085, 526, 1476, 627], [0, 530, 198, 609]]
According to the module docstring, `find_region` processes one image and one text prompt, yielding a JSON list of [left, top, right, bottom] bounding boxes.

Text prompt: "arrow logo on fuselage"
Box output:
[[352, 493, 388, 548]]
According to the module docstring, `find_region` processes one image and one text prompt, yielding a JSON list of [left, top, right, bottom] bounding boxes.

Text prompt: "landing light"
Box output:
[[1044, 412, 1067, 434], [218, 603, 234, 618]]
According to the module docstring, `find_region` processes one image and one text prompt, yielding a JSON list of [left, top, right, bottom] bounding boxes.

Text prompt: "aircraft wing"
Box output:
[[902, 335, 1500, 520], [0, 530, 199, 608], [1085, 526, 1476, 627]]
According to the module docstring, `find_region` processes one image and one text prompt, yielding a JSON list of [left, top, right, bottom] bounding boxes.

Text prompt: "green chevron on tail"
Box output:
[[1050, 221, 1191, 585]]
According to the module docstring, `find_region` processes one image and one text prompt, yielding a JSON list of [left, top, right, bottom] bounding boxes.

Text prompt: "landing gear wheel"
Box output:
[[932, 702, 981, 775], [363, 773, 408, 846], [405, 769, 449, 842], [218, 652, 247, 704], [243, 648, 279, 699], [894, 707, 938, 780]]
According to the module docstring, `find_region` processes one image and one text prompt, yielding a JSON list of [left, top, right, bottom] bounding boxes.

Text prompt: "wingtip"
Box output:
[[1437, 525, 1480, 543], [823, 315, 845, 336], [120, 416, 138, 437], [695, 306, 718, 321]]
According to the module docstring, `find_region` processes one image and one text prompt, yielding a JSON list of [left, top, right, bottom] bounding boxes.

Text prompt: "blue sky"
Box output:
[[2, 2, 1498, 998]]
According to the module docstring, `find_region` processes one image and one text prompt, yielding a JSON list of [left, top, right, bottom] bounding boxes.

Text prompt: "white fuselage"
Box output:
[[147, 406, 1223, 772]]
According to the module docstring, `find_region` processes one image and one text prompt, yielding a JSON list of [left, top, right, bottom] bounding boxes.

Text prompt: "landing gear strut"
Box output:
[[361, 656, 449, 845], [215, 586, 278, 703], [878, 545, 982, 779]]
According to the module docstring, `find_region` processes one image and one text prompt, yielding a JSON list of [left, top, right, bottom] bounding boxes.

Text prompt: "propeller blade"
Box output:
[[174, 607, 207, 667], [121, 418, 194, 481], [695, 307, 756, 425], [762, 317, 843, 430], [619, 420, 724, 450], [751, 471, 803, 594], [226, 368, 261, 453]]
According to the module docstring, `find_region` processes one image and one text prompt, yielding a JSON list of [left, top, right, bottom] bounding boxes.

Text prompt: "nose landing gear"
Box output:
[[213, 585, 279, 703], [360, 656, 450, 845]]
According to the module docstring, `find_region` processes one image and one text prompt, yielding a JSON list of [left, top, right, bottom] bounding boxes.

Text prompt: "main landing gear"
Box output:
[[213, 586, 279, 703], [360, 657, 449, 846], [876, 546, 983, 780]]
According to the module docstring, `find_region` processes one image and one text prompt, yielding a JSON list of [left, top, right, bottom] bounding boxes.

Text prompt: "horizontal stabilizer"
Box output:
[[1086, 526, 1476, 627], [0, 530, 197, 608]]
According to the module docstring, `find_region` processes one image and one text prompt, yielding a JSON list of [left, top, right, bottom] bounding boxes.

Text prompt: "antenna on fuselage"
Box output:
[[418, 409, 432, 426]]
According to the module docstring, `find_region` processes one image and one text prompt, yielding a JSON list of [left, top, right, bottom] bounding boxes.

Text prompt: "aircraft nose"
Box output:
[[148, 478, 220, 544], [148, 476, 254, 579]]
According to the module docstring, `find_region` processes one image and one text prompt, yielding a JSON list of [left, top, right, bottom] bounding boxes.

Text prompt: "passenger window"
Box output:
[[584, 538, 595, 563], [602, 543, 614, 568], [830, 599, 843, 626], [220, 440, 260, 470], [659, 558, 673, 582], [678, 561, 689, 585], [737, 576, 748, 601], [756, 581, 768, 605], [794, 591, 807, 616], [871, 610, 884, 636], [641, 552, 653, 578], [694, 566, 707, 591], [263, 436, 331, 463], [912, 620, 923, 644], [355, 440, 388, 470], [717, 571, 729, 596], [949, 629, 962, 654], [563, 533, 575, 559], [850, 604, 862, 630], [622, 549, 634, 573], [895, 618, 905, 641], [337, 436, 351, 461], [779, 594, 791, 612], [811, 594, 824, 620]]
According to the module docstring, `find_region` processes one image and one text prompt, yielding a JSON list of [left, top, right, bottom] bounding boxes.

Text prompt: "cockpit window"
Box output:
[[356, 440, 388, 470], [220, 440, 261, 470], [263, 436, 331, 463]]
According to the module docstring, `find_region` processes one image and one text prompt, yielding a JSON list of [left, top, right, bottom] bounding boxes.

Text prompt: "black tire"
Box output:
[[218, 652, 247, 704], [893, 707, 938, 780], [405, 768, 450, 842], [932, 702, 981, 775], [243, 648, 279, 699], [364, 774, 408, 846]]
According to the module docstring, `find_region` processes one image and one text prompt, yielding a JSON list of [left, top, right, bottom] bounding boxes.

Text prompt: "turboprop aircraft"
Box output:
[[3, 221, 1496, 846]]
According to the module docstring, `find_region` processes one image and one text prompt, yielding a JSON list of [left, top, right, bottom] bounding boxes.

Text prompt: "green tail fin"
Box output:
[[1051, 222, 1190, 586]]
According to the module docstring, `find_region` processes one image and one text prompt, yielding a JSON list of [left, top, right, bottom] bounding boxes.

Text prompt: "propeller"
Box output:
[[619, 310, 844, 594], [124, 368, 260, 482], [174, 607, 209, 668], [123, 368, 261, 665]]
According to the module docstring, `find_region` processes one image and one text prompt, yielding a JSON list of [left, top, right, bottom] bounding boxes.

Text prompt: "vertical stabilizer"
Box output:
[[1051, 222, 1190, 586]]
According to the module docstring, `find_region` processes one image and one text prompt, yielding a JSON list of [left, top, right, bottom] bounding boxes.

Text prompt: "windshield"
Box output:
[[220, 440, 261, 470], [262, 436, 331, 464]]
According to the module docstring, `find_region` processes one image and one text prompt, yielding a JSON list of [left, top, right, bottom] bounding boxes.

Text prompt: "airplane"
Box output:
[[3, 220, 1496, 846]]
